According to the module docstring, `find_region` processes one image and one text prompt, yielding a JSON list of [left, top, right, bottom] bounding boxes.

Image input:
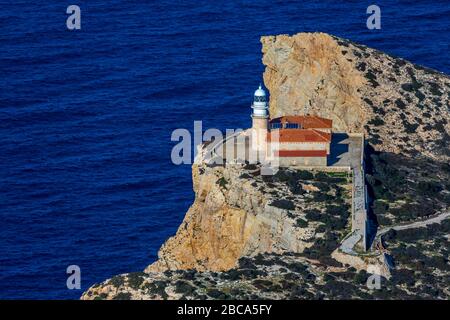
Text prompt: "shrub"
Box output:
[[296, 170, 314, 180], [243, 164, 257, 170], [305, 209, 322, 221], [271, 170, 288, 182], [365, 69, 379, 87], [174, 280, 195, 295], [207, 289, 229, 299], [326, 205, 349, 216], [252, 279, 273, 290], [368, 136, 382, 145], [415, 90, 425, 101], [238, 257, 256, 269], [377, 215, 392, 226], [109, 275, 125, 288], [239, 173, 252, 179], [403, 121, 419, 133], [127, 272, 146, 289], [296, 218, 308, 228], [113, 292, 132, 300], [144, 280, 169, 299], [428, 82, 442, 96], [288, 181, 305, 195], [269, 199, 295, 210], [373, 200, 389, 216], [353, 270, 368, 284], [434, 121, 446, 133], [417, 181, 443, 195], [395, 99, 406, 109], [312, 192, 334, 202], [394, 58, 407, 68], [216, 177, 228, 189], [312, 181, 331, 192], [392, 269, 416, 287], [357, 62, 367, 72], [221, 268, 241, 281]]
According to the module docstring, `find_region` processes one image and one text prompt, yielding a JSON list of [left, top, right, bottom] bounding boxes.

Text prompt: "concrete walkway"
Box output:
[[329, 134, 369, 252], [340, 232, 362, 255], [372, 211, 450, 248], [329, 134, 362, 169]]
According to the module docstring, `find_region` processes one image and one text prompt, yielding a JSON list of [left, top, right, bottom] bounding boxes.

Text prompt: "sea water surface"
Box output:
[[1, 0, 449, 299]]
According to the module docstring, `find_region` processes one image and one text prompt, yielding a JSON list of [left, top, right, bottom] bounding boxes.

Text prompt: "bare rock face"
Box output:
[[262, 33, 366, 132], [262, 32, 450, 161], [146, 163, 318, 272], [145, 164, 259, 272]]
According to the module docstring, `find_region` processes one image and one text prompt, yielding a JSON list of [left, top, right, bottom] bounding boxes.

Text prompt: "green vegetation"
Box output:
[[403, 121, 419, 133], [109, 275, 125, 288], [143, 280, 169, 299], [365, 69, 379, 88], [296, 218, 308, 228], [395, 98, 406, 110], [174, 280, 196, 295], [216, 177, 228, 189], [127, 272, 146, 289], [365, 148, 447, 225], [269, 199, 295, 210], [428, 81, 443, 96], [368, 117, 385, 126], [113, 292, 132, 300]]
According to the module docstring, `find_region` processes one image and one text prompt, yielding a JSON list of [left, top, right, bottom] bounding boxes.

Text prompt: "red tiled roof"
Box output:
[[267, 129, 331, 143], [275, 150, 327, 157], [270, 115, 332, 129]]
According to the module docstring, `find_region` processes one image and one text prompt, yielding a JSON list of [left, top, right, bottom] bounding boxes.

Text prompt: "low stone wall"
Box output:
[[279, 156, 326, 167], [331, 249, 391, 279], [289, 165, 351, 173]]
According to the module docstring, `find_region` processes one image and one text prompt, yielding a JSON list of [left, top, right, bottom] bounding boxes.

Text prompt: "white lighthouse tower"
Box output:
[[251, 84, 269, 152]]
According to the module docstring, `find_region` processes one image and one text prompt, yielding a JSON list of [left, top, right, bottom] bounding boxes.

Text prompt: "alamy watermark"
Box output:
[[66, 265, 81, 289], [65, 5, 380, 31], [66, 5, 81, 30], [170, 121, 279, 175], [366, 265, 382, 290], [367, 5, 381, 30]]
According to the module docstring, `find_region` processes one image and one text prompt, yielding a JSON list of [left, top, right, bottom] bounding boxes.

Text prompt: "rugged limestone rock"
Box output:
[[146, 163, 340, 272], [262, 33, 367, 133]]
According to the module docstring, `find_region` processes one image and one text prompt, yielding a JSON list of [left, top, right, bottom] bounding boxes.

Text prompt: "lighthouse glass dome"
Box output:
[[254, 95, 266, 102], [254, 85, 266, 101], [252, 85, 268, 118]]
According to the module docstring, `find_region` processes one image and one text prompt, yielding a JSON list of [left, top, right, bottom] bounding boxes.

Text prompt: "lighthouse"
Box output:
[[251, 84, 269, 152]]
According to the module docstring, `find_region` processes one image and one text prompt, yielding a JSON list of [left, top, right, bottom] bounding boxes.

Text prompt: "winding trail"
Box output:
[[338, 211, 450, 256], [372, 211, 450, 246]]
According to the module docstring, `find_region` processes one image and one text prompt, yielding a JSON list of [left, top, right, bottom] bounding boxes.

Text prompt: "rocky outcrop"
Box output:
[[262, 32, 450, 161], [331, 250, 392, 279], [262, 33, 367, 132], [146, 163, 327, 272]]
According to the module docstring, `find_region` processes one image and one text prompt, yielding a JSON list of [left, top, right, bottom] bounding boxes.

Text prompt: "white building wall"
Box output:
[[268, 142, 330, 154]]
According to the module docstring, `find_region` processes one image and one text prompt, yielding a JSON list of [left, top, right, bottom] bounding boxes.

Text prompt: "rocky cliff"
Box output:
[[82, 33, 450, 300], [146, 163, 325, 273]]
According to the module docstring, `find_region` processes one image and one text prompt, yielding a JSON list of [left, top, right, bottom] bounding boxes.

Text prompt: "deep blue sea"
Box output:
[[1, 0, 449, 299]]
